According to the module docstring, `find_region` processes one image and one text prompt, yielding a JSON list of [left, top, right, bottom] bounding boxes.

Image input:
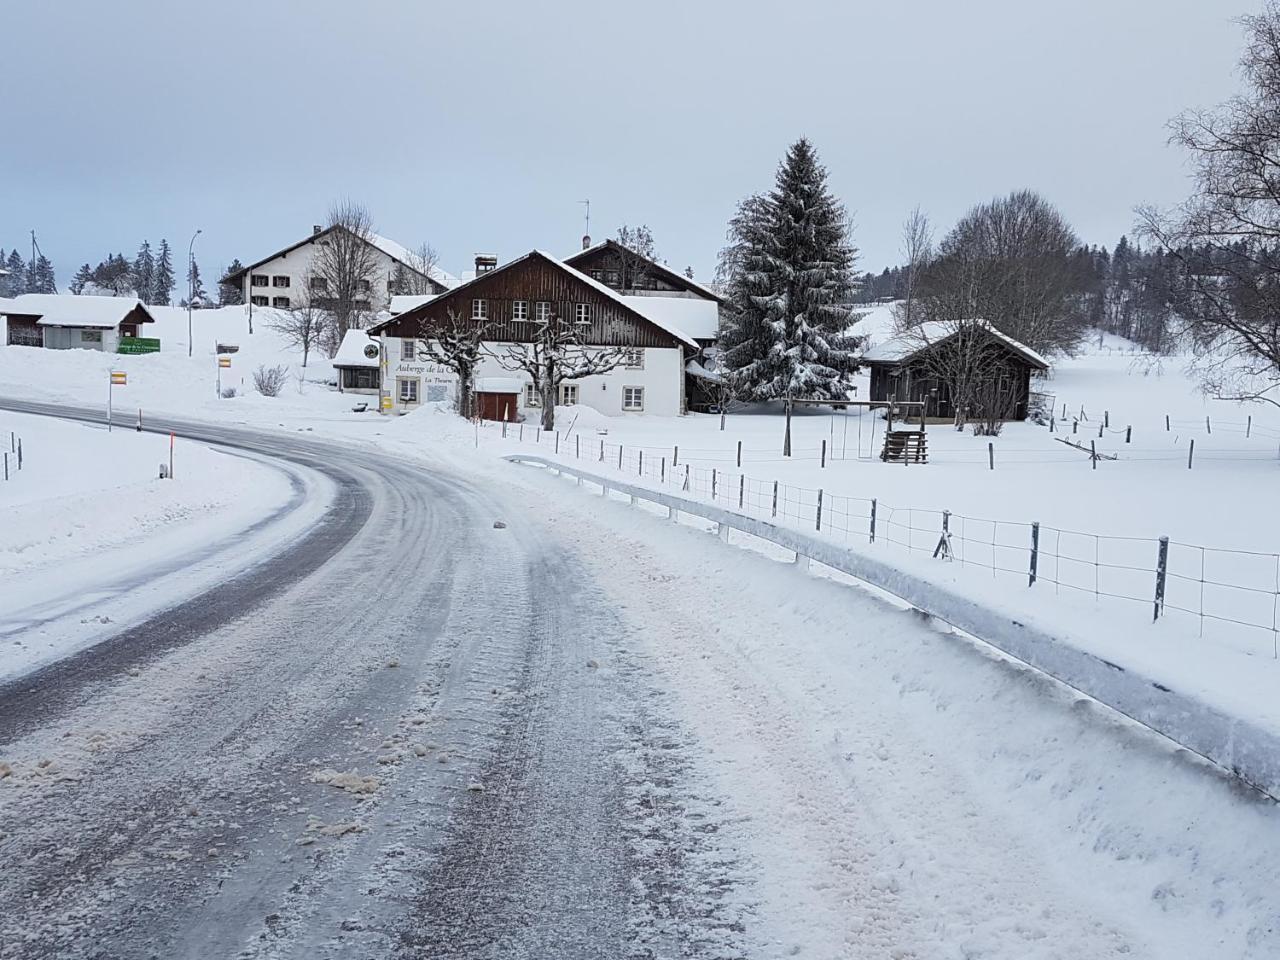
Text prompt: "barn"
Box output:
[[863, 320, 1049, 421], [2, 294, 157, 352]]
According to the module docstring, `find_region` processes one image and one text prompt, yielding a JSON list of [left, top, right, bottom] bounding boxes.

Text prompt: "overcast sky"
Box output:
[[0, 0, 1259, 289]]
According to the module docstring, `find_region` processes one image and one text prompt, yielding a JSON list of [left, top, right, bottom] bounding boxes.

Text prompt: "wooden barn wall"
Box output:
[[566, 247, 691, 295], [379, 257, 682, 349]]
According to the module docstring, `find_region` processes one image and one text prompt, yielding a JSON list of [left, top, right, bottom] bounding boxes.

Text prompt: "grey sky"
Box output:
[[0, 0, 1258, 288]]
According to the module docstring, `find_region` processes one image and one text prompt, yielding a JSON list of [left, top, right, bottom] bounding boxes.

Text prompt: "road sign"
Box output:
[[218, 356, 231, 368], [380, 396, 393, 410], [110, 371, 127, 385]]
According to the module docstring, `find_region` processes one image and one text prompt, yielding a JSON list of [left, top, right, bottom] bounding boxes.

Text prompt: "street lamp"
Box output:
[[188, 228, 202, 358]]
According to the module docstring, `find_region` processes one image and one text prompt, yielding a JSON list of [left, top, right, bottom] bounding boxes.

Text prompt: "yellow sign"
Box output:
[[380, 396, 393, 410], [110, 371, 127, 385], [218, 357, 231, 368]]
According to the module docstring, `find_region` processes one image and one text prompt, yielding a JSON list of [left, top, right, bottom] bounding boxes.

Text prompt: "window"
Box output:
[[623, 347, 644, 369], [401, 339, 415, 360], [560, 383, 579, 405], [525, 383, 540, 406], [251, 274, 269, 287], [534, 301, 551, 323], [272, 296, 290, 308], [574, 303, 591, 325], [272, 276, 290, 288], [622, 386, 644, 411], [251, 295, 268, 307], [81, 329, 102, 342], [511, 300, 529, 322], [357, 279, 372, 293], [398, 378, 419, 403], [354, 299, 371, 310], [309, 276, 328, 293], [344, 367, 378, 390], [473, 298, 488, 320], [590, 269, 603, 280]]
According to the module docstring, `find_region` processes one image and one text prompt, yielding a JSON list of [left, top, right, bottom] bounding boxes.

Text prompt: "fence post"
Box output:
[[1029, 522, 1040, 586], [869, 498, 877, 543], [1153, 536, 1169, 621], [3, 452, 7, 481], [1206, 416, 1211, 435], [618, 445, 623, 470], [600, 439, 604, 462], [772, 480, 778, 518], [712, 468, 717, 500], [1073, 420, 1078, 434], [739, 473, 745, 509], [684, 464, 690, 492], [1049, 417, 1055, 433], [519, 423, 524, 441], [576, 435, 580, 458], [661, 457, 665, 483], [988, 442, 994, 470], [1188, 438, 1195, 470], [1125, 426, 1131, 444], [736, 440, 742, 468], [1098, 423, 1104, 439], [16, 439, 21, 469], [1247, 415, 1252, 438], [555, 431, 560, 454], [821, 439, 827, 468], [816, 489, 823, 531], [638, 450, 643, 476], [1165, 414, 1170, 431], [1091, 440, 1097, 469], [673, 445, 678, 467], [502, 420, 507, 439], [536, 428, 541, 444]]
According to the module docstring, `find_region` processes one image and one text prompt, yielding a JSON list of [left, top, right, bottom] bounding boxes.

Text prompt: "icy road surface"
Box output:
[[0, 407, 1277, 959]]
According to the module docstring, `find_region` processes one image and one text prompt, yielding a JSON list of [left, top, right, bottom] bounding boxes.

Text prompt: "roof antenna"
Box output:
[[578, 199, 591, 250]]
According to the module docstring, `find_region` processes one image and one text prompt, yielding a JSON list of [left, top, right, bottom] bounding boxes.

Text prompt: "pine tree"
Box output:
[[219, 259, 245, 305], [70, 263, 93, 294], [0, 249, 8, 298], [719, 138, 860, 410], [152, 239, 175, 305], [131, 241, 154, 302], [5, 250, 25, 296], [26, 254, 56, 294], [188, 258, 206, 306]]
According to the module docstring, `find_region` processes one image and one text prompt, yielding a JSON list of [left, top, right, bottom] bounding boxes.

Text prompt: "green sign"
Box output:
[[118, 337, 161, 355]]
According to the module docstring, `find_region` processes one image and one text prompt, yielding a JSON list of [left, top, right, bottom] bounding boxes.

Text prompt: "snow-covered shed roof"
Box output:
[[474, 377, 523, 394], [623, 295, 719, 342], [12, 294, 156, 328], [331, 329, 381, 368], [389, 293, 440, 315], [863, 320, 1050, 370]]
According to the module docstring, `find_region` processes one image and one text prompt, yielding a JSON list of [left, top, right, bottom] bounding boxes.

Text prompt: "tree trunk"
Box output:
[[457, 361, 473, 419], [541, 380, 556, 431]]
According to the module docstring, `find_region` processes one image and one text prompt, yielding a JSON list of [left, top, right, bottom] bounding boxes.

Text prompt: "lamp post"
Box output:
[[187, 228, 202, 358]]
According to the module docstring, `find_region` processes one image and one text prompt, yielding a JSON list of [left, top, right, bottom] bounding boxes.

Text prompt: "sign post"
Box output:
[[108, 370, 127, 431], [217, 355, 231, 397]]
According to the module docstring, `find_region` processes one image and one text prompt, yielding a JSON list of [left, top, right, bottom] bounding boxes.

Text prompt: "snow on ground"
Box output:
[[0, 409, 330, 680]]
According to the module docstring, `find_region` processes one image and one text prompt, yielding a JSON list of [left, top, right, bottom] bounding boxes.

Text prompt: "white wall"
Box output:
[[41, 326, 118, 352], [378, 335, 685, 419], [242, 239, 406, 313]]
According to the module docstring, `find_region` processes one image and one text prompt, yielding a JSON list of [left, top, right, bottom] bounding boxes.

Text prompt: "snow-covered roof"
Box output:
[[623, 295, 719, 341], [389, 294, 440, 315], [368, 234, 459, 289], [863, 319, 1050, 370], [474, 377, 523, 394], [567, 240, 723, 302], [11, 294, 156, 328], [331, 329, 381, 368]]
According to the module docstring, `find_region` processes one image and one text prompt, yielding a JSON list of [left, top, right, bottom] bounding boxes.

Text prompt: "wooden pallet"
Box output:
[[881, 430, 928, 463]]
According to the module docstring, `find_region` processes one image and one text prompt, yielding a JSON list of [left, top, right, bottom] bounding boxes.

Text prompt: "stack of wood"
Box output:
[[881, 430, 928, 463]]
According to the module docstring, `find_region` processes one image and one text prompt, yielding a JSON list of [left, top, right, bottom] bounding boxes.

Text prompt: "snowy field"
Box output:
[[0, 409, 331, 680]]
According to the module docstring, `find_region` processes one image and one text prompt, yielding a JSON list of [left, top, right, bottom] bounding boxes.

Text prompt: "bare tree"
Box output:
[[253, 364, 290, 397], [706, 374, 743, 431], [311, 200, 381, 341], [390, 243, 443, 296], [268, 281, 327, 366], [894, 206, 933, 330], [491, 310, 628, 431], [895, 319, 1020, 431], [603, 225, 659, 292], [1136, 4, 1280, 409], [414, 307, 496, 417]]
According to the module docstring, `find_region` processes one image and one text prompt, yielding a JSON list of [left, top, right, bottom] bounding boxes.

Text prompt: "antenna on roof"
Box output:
[[578, 199, 591, 250]]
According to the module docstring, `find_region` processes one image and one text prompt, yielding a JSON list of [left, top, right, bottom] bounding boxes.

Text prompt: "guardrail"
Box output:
[[506, 452, 1280, 801]]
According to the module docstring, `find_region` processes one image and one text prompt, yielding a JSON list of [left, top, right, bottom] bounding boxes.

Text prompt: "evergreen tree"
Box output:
[[187, 258, 206, 306], [0, 249, 8, 298], [719, 138, 860, 407], [27, 254, 56, 293], [5, 250, 25, 296], [70, 263, 93, 294], [131, 241, 154, 302], [152, 239, 175, 305], [219, 259, 245, 305]]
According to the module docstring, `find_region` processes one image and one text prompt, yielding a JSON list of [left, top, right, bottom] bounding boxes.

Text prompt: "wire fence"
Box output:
[[482, 417, 1280, 659]]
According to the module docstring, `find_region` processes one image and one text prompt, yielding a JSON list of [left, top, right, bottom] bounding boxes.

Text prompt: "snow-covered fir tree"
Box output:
[[0, 249, 9, 297], [4, 250, 26, 296], [219, 259, 245, 305], [187, 258, 206, 306], [131, 242, 154, 303], [28, 254, 56, 294], [69, 263, 93, 294], [718, 138, 861, 409], [152, 239, 175, 305]]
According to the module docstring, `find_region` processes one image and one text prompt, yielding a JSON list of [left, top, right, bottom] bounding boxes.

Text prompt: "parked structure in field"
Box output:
[[331, 329, 382, 396], [863, 320, 1049, 422], [0, 294, 158, 352], [370, 250, 699, 418], [223, 226, 458, 314]]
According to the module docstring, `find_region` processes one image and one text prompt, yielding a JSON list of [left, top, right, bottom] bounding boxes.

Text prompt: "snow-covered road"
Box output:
[[0, 409, 1277, 959]]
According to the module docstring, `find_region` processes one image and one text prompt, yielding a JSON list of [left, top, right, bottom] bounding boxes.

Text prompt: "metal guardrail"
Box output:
[[506, 452, 1280, 801]]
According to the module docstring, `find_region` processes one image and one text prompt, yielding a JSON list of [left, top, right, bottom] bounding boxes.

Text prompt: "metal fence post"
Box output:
[[1029, 522, 1040, 586], [661, 457, 665, 483], [772, 480, 778, 518], [576, 435, 580, 458], [684, 465, 690, 491], [739, 473, 745, 509], [16, 439, 21, 470], [712, 468, 717, 500], [1188, 438, 1195, 469], [618, 445, 623, 470], [816, 489, 823, 531], [821, 439, 827, 468], [673, 445, 678, 467], [519, 423, 524, 441], [736, 440, 742, 468], [1153, 536, 1169, 621], [600, 440, 604, 462], [3, 452, 7, 481], [988, 442, 994, 470], [555, 431, 560, 453], [638, 450, 644, 476], [870, 498, 877, 543]]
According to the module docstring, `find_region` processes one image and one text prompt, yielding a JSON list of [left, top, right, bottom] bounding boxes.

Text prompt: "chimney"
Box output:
[[582, 234, 591, 250], [475, 254, 498, 274], [312, 225, 322, 236]]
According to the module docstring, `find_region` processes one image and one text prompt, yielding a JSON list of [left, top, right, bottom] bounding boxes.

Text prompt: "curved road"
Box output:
[[0, 402, 725, 959]]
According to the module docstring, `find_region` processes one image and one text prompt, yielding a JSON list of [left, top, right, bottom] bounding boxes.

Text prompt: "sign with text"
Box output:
[[110, 371, 127, 385], [218, 356, 232, 368]]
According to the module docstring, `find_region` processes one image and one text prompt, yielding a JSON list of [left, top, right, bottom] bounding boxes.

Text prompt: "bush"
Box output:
[[221, 387, 238, 399], [253, 364, 289, 397]]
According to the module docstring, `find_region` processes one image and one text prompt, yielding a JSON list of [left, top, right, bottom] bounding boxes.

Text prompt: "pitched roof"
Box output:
[[862, 319, 1050, 370], [622, 295, 719, 341], [9, 294, 156, 328], [223, 227, 458, 289], [565, 239, 723, 302], [331, 329, 381, 368], [389, 293, 441, 315], [369, 250, 700, 350]]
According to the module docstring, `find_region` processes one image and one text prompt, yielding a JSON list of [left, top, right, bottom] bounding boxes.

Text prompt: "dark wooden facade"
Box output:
[[4, 313, 42, 347], [372, 251, 692, 351], [565, 240, 721, 301], [867, 335, 1046, 421]]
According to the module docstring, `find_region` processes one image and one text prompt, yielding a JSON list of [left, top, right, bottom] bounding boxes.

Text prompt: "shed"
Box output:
[[473, 377, 521, 422], [863, 320, 1049, 421], [5, 294, 156, 352], [331, 329, 381, 394]]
